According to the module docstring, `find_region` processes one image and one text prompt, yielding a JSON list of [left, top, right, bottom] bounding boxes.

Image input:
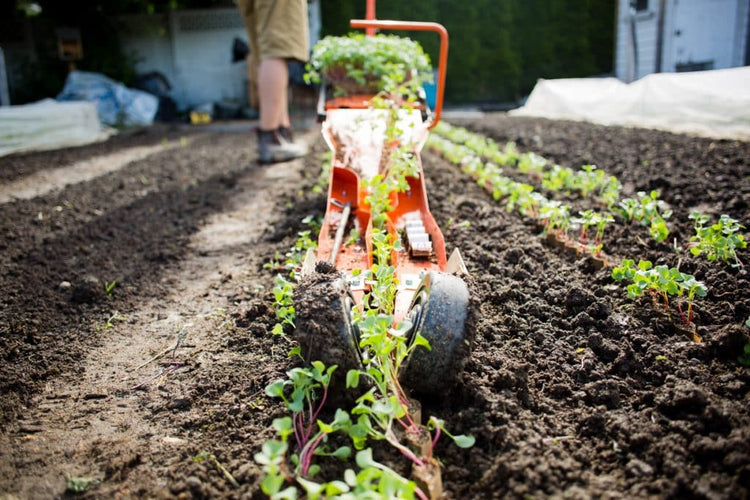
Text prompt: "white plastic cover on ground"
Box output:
[[0, 99, 114, 157], [510, 66, 750, 140]]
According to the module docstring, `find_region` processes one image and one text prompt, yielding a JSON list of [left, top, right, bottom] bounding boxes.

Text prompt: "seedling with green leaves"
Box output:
[[539, 200, 571, 240], [615, 190, 672, 242], [305, 33, 432, 97], [612, 259, 707, 326], [688, 211, 747, 267], [571, 210, 614, 256]]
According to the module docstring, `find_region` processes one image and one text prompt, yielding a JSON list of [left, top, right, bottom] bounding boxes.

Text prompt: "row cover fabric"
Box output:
[[0, 99, 113, 157], [57, 70, 158, 127], [510, 66, 750, 141]]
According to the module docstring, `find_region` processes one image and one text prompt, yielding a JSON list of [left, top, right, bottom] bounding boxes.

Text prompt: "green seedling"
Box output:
[[612, 259, 707, 326], [571, 210, 613, 256], [265, 362, 351, 478], [688, 212, 747, 267], [65, 475, 101, 494], [518, 191, 548, 219], [542, 164, 575, 193], [99, 310, 125, 331], [616, 191, 671, 242], [539, 200, 571, 241], [272, 275, 295, 335], [505, 183, 535, 213], [305, 33, 432, 97], [517, 152, 547, 179], [739, 344, 750, 367], [104, 280, 116, 297]]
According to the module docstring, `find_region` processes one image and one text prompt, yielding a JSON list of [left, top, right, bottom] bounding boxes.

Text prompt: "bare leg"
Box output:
[[257, 58, 290, 130]]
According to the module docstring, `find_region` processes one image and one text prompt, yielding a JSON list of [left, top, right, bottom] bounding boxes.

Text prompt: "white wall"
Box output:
[[119, 9, 247, 111], [119, 2, 322, 112], [615, 0, 665, 81], [615, 0, 749, 82]]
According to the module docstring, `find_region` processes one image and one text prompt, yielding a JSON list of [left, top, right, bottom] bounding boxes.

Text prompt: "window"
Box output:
[[632, 0, 649, 11]]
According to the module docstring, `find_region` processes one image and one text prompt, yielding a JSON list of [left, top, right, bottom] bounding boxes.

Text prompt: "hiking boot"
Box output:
[[257, 128, 307, 163], [277, 125, 294, 143]]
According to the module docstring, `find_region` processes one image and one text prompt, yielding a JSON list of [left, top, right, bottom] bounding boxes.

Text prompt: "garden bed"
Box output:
[[0, 115, 747, 498]]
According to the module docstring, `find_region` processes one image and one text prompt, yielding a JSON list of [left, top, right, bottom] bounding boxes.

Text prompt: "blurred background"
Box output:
[[0, 0, 747, 114]]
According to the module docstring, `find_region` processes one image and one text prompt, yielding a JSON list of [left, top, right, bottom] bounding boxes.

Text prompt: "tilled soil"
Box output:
[[0, 115, 748, 499]]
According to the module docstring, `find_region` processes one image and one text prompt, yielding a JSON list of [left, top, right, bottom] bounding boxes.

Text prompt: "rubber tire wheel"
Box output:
[[293, 268, 362, 392], [400, 271, 470, 395]]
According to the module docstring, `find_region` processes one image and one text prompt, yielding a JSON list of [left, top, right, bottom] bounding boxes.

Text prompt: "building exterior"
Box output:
[[119, 3, 322, 112], [615, 0, 750, 82]]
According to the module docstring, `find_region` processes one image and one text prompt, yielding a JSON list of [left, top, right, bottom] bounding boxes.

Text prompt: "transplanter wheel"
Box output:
[[293, 263, 362, 390], [400, 271, 471, 395]]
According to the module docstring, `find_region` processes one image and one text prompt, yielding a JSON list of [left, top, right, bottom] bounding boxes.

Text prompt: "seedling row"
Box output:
[[426, 123, 747, 335]]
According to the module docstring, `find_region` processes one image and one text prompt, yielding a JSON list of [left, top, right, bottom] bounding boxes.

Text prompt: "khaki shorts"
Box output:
[[237, 0, 309, 64]]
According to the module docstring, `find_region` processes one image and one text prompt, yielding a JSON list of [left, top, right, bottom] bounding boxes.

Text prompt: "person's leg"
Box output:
[[257, 58, 289, 131]]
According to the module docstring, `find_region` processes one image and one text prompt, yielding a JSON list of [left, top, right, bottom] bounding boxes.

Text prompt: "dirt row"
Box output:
[[0, 115, 748, 498]]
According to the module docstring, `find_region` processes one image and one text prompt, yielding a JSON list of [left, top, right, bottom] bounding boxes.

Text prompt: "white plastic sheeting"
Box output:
[[0, 99, 113, 157], [510, 66, 750, 140]]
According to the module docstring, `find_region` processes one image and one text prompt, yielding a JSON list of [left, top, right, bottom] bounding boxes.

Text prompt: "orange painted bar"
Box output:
[[365, 0, 376, 36]]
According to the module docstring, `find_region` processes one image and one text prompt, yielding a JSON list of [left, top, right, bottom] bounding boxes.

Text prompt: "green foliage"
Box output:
[[263, 363, 351, 480], [306, 33, 432, 97], [688, 212, 747, 267], [65, 475, 101, 494], [272, 275, 296, 333], [739, 343, 750, 367], [539, 200, 571, 239], [266, 221, 319, 336], [615, 190, 672, 242], [571, 210, 613, 256], [611, 260, 708, 325], [258, 111, 474, 497]]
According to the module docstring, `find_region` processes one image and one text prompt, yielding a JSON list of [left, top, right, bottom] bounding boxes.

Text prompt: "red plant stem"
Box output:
[[396, 416, 411, 431], [294, 412, 304, 450], [415, 486, 429, 500], [389, 437, 425, 467], [310, 385, 329, 431], [300, 432, 327, 477], [428, 421, 441, 460], [677, 303, 688, 325]]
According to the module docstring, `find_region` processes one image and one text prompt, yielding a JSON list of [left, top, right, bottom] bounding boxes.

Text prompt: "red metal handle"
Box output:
[[350, 19, 449, 130]]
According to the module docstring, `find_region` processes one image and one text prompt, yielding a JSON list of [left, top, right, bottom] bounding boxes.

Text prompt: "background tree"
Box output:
[[320, 0, 615, 103]]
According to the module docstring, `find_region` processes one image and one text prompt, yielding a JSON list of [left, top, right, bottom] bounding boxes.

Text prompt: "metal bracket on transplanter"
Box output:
[[329, 200, 352, 266], [445, 248, 468, 276], [301, 247, 317, 276]]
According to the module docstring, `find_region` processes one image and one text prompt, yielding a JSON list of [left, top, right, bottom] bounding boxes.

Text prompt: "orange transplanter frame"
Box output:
[[315, 18, 451, 322]]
